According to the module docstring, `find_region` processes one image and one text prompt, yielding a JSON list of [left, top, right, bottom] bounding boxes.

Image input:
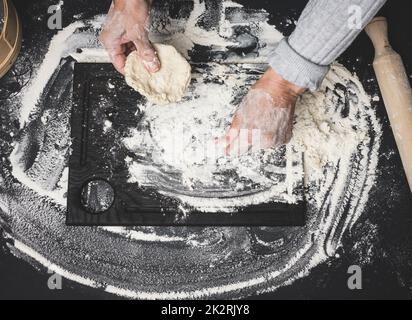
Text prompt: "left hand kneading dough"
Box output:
[[125, 44, 192, 105]]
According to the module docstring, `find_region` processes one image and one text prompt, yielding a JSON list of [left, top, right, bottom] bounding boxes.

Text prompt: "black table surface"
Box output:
[[0, 0, 411, 300]]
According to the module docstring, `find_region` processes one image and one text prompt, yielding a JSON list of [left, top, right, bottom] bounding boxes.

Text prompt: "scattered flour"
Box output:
[[2, 0, 382, 299], [123, 61, 376, 212]]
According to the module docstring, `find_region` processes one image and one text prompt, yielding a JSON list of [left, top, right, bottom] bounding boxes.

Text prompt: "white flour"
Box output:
[[3, 0, 382, 299], [123, 61, 376, 212], [123, 68, 304, 211]]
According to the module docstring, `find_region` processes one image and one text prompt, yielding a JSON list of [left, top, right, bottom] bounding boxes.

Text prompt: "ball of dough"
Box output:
[[125, 44, 192, 105]]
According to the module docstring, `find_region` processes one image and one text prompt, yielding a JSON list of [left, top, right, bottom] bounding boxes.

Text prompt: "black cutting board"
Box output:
[[67, 62, 305, 226]]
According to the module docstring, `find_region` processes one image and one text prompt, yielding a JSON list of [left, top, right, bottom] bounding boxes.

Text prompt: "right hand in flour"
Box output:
[[100, 0, 160, 74], [221, 68, 306, 156]]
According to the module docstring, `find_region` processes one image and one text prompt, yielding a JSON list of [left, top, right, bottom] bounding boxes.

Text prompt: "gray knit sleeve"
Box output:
[[269, 0, 387, 91]]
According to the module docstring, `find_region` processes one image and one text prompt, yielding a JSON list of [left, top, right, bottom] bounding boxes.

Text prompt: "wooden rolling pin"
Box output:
[[365, 17, 412, 192]]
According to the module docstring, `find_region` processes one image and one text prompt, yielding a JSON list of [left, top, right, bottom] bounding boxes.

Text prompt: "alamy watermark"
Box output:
[[130, 128, 264, 163], [47, 1, 64, 30], [348, 5, 362, 30], [347, 265, 362, 290], [47, 268, 63, 290]]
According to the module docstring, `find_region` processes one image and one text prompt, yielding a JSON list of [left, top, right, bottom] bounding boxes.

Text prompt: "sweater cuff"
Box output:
[[268, 38, 329, 91]]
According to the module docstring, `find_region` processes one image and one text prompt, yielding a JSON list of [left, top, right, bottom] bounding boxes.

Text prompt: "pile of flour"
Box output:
[[122, 62, 373, 211], [123, 62, 306, 209], [118, 0, 379, 213]]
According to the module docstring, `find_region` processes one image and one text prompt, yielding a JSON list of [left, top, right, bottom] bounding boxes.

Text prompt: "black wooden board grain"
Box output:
[[67, 63, 306, 226]]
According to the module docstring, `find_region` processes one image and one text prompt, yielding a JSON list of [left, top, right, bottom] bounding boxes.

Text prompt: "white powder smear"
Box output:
[[123, 65, 302, 211], [123, 61, 377, 214]]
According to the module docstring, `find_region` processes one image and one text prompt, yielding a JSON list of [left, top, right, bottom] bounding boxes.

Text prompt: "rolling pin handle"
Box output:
[[364, 17, 391, 57]]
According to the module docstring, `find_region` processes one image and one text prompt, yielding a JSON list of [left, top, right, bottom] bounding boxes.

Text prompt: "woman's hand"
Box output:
[[221, 68, 306, 156], [100, 0, 160, 74]]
